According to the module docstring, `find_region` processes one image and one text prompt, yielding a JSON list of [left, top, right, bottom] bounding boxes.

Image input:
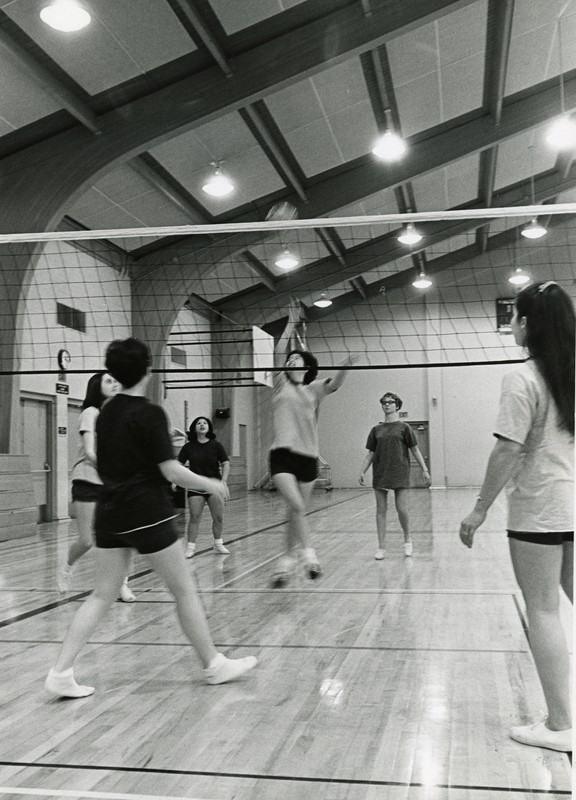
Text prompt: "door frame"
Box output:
[[20, 391, 56, 521]]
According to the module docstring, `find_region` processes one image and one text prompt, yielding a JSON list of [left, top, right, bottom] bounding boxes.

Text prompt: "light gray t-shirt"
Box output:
[[71, 406, 102, 485], [271, 373, 331, 458], [494, 361, 574, 533]]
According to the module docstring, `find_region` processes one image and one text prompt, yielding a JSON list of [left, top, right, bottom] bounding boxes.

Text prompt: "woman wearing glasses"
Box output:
[[359, 392, 431, 559]]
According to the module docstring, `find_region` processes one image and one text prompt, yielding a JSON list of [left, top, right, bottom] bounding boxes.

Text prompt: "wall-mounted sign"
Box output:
[[58, 426, 67, 436], [56, 383, 69, 395], [496, 298, 515, 333]]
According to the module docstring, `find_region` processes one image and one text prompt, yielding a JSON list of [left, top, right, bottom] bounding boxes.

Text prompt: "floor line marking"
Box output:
[[0, 763, 569, 795]]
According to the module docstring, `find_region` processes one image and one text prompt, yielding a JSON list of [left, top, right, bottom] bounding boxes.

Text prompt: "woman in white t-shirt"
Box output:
[[269, 301, 354, 587], [58, 372, 135, 602], [459, 281, 574, 752]]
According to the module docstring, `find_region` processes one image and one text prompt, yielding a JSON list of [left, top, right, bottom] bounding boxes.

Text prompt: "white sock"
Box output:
[[301, 548, 317, 563], [45, 667, 95, 698], [204, 652, 257, 685]]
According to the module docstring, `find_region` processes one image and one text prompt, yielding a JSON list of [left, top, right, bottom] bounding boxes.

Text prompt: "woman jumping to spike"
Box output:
[[269, 301, 355, 587]]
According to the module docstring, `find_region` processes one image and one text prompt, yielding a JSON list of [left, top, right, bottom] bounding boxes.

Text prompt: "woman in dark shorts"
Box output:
[[269, 301, 354, 587], [45, 338, 256, 698], [59, 371, 135, 602], [459, 281, 574, 752], [178, 416, 230, 558]]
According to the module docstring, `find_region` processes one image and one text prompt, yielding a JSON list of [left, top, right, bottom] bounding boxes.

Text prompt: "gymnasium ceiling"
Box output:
[[1, 0, 575, 327]]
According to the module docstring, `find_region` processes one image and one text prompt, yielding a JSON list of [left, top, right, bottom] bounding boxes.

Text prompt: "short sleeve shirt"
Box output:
[[494, 361, 574, 533], [366, 422, 418, 490], [177, 439, 229, 478], [271, 373, 332, 458], [71, 406, 102, 485], [94, 394, 176, 534]]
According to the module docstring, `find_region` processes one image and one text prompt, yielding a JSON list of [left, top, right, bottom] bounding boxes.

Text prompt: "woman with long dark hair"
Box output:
[[59, 372, 135, 602], [459, 281, 574, 752], [178, 416, 230, 558]]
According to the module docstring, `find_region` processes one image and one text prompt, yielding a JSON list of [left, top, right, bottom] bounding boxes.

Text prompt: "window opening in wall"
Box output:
[[170, 346, 187, 367], [56, 302, 86, 333]]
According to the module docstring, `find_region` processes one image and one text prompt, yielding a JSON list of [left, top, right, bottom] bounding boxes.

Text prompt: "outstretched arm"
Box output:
[[274, 300, 303, 368], [459, 436, 522, 548], [325, 353, 358, 393]]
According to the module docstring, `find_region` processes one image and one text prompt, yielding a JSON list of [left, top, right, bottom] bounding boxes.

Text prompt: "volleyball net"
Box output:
[[2, 204, 575, 391]]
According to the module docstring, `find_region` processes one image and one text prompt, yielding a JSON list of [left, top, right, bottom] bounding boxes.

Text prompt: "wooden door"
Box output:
[[20, 397, 53, 522], [407, 421, 430, 488]]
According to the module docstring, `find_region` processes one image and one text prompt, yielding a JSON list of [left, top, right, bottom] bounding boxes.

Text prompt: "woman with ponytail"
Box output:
[[459, 281, 574, 752]]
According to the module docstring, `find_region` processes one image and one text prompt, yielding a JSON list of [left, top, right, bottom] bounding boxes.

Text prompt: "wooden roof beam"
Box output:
[[167, 0, 231, 76]]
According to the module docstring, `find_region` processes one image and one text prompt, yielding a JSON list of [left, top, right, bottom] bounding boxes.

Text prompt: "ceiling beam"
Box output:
[[130, 154, 213, 224], [216, 164, 576, 314], [1, 0, 480, 189], [0, 19, 99, 134], [241, 250, 277, 292], [239, 103, 307, 202], [317, 228, 346, 266], [476, 0, 515, 251], [167, 0, 232, 76]]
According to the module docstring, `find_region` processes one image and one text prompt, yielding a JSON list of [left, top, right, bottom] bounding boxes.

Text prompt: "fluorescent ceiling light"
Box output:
[[545, 116, 576, 150], [313, 293, 332, 308], [275, 249, 299, 270], [520, 219, 547, 239], [508, 268, 531, 286], [397, 224, 422, 245], [412, 272, 432, 289], [40, 1, 91, 31], [202, 168, 235, 197], [371, 130, 407, 162]]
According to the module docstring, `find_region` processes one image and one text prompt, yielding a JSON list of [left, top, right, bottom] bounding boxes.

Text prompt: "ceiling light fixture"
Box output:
[[275, 249, 299, 270], [412, 271, 432, 289], [313, 292, 332, 308], [397, 224, 422, 245], [371, 130, 407, 162], [508, 267, 531, 286], [202, 163, 235, 197], [521, 218, 548, 239], [40, 1, 91, 31], [545, 16, 576, 150]]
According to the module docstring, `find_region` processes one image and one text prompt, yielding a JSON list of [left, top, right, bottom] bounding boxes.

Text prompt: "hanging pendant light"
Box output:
[[412, 271, 432, 289], [508, 267, 531, 286], [398, 224, 422, 245], [371, 130, 407, 162], [521, 218, 547, 239], [40, 1, 91, 31], [275, 249, 299, 270], [202, 164, 235, 197], [313, 292, 332, 308]]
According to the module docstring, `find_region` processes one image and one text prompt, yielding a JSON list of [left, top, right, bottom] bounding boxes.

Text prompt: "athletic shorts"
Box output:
[[187, 491, 211, 499], [508, 530, 574, 546], [72, 479, 102, 503], [96, 518, 179, 555], [269, 448, 318, 483]]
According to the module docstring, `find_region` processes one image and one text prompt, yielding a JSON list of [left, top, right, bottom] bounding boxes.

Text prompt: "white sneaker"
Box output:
[[57, 565, 73, 593], [374, 549, 385, 560], [45, 667, 94, 698], [509, 720, 572, 752], [118, 582, 136, 603], [204, 653, 257, 685], [185, 542, 196, 559], [403, 541, 413, 557], [213, 540, 230, 555]]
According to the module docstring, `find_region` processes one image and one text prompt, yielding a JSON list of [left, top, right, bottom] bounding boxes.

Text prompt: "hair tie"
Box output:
[[538, 281, 558, 293]]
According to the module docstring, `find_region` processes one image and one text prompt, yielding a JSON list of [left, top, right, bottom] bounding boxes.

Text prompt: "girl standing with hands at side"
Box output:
[[459, 281, 574, 752], [178, 416, 230, 558]]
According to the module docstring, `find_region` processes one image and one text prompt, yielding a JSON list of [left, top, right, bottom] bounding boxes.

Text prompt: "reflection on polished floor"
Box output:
[[0, 488, 572, 799]]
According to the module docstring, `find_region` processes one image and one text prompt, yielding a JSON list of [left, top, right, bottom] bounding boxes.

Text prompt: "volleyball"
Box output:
[[265, 201, 298, 221]]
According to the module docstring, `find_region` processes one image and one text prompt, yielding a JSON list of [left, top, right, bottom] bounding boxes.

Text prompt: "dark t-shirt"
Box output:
[[177, 439, 228, 478], [366, 421, 418, 490], [94, 394, 175, 534]]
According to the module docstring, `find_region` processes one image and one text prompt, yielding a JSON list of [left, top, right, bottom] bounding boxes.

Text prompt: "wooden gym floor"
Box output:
[[0, 488, 572, 800]]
